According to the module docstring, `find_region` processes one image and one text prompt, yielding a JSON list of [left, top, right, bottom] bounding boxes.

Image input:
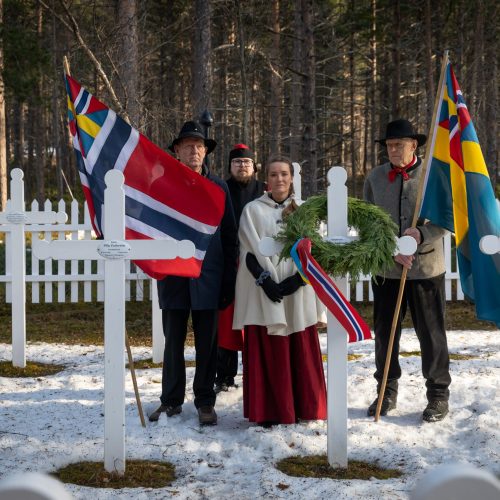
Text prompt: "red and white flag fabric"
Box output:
[[65, 74, 226, 280], [291, 238, 372, 343]]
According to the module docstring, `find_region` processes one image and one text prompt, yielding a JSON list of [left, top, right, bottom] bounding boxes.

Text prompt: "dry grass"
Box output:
[[0, 360, 66, 377], [276, 455, 402, 480], [53, 460, 175, 489]]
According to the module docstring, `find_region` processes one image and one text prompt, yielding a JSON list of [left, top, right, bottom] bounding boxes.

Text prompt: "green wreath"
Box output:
[[276, 195, 398, 279]]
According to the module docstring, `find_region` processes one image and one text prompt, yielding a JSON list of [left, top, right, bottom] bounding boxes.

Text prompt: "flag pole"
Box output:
[[374, 50, 450, 422], [63, 55, 146, 428]]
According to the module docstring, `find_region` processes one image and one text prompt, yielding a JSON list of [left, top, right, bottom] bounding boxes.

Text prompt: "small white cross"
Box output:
[[33, 169, 195, 475]]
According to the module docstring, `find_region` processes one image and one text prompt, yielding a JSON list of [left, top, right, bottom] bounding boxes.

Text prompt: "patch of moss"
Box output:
[[125, 358, 195, 369], [276, 455, 402, 480], [400, 351, 421, 357], [0, 361, 65, 377], [322, 353, 363, 362], [53, 460, 176, 489], [449, 353, 478, 360]]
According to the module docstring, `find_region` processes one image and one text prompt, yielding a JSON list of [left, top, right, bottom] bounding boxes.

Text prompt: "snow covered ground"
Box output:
[[0, 329, 498, 499]]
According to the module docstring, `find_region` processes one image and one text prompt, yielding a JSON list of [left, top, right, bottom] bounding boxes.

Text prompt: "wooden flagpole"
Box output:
[[63, 55, 146, 428], [374, 50, 450, 422]]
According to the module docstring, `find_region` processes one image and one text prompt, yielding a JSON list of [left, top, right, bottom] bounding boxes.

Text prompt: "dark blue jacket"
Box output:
[[157, 170, 238, 310]]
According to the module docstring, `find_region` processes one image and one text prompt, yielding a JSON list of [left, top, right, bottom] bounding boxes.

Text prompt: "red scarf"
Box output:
[[388, 155, 417, 182]]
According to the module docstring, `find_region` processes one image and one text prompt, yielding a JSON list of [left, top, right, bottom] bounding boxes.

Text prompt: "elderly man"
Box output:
[[215, 144, 265, 393], [363, 118, 451, 422], [149, 121, 238, 426]]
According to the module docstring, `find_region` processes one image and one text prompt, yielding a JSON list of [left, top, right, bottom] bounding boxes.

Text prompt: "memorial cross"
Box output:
[[33, 170, 195, 474], [259, 166, 416, 468], [0, 168, 67, 367]]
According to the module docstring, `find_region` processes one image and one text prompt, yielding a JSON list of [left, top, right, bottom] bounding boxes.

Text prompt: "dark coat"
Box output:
[[226, 177, 266, 226], [157, 170, 238, 310]]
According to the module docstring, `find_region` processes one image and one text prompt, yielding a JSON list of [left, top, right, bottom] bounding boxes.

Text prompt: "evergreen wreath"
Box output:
[[276, 195, 398, 279]]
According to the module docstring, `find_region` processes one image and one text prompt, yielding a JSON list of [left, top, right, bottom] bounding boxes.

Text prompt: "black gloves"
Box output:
[[246, 254, 305, 302], [245, 252, 264, 279], [278, 272, 305, 296], [260, 276, 283, 303], [219, 285, 235, 310], [246, 253, 283, 303]]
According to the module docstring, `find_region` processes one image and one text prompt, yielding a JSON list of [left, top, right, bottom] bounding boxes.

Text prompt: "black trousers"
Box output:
[[161, 309, 218, 409], [372, 274, 451, 402], [215, 347, 238, 385]]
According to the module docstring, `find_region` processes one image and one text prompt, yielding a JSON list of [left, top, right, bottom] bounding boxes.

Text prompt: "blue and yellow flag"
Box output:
[[419, 61, 500, 326]]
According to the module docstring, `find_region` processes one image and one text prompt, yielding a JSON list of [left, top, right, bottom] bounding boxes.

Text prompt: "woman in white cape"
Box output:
[[233, 155, 327, 425]]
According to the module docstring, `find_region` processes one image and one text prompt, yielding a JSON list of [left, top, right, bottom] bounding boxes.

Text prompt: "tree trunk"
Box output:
[[192, 0, 212, 119], [269, 0, 282, 153], [424, 0, 434, 125], [0, 0, 7, 210], [236, 1, 249, 144], [116, 0, 140, 127], [369, 0, 377, 171], [34, 4, 45, 204], [349, 0, 356, 196], [391, 0, 401, 118], [301, 0, 317, 198], [289, 0, 303, 162]]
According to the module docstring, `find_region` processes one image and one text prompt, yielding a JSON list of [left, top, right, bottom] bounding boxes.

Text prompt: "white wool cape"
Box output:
[[233, 194, 325, 336]]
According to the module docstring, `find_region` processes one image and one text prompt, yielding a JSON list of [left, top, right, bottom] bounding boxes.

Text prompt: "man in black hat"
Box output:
[[363, 118, 451, 422], [149, 121, 238, 426], [215, 144, 266, 393]]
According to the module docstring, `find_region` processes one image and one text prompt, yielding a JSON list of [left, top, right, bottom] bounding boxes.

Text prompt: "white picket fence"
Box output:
[[0, 198, 464, 303], [0, 198, 152, 304]]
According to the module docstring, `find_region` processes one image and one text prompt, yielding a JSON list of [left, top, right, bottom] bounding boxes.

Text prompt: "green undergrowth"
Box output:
[[53, 460, 175, 489], [276, 455, 402, 480], [0, 287, 495, 349]]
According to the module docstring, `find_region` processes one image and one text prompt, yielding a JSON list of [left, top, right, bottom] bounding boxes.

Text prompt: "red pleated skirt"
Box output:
[[217, 301, 244, 351], [243, 324, 327, 424]]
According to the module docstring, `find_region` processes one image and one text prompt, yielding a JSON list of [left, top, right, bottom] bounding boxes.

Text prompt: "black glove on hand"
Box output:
[[245, 252, 264, 279], [260, 276, 283, 303], [219, 287, 235, 310], [246, 253, 282, 302], [279, 272, 306, 296]]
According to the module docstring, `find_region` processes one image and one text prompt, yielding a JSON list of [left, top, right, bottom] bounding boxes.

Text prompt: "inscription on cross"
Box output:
[[0, 168, 67, 368], [33, 170, 195, 475]]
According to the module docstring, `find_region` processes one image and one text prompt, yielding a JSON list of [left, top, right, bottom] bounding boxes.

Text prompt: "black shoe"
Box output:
[[198, 406, 217, 426], [423, 400, 449, 422], [367, 396, 397, 417], [214, 382, 229, 394], [148, 404, 182, 422]]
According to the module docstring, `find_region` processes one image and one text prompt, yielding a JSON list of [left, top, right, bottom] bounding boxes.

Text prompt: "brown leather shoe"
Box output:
[[148, 404, 182, 422], [197, 406, 217, 425]]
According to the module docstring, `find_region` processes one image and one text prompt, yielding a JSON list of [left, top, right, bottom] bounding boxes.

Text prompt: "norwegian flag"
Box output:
[[65, 74, 226, 280], [291, 238, 372, 343]]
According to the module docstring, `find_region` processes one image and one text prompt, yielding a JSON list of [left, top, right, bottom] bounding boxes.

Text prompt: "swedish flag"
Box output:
[[420, 61, 500, 326]]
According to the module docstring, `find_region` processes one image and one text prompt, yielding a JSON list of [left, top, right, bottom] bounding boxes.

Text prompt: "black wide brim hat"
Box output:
[[168, 120, 217, 154], [376, 118, 427, 147]]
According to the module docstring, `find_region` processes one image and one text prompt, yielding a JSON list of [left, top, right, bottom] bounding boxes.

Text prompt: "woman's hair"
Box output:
[[265, 154, 299, 218]]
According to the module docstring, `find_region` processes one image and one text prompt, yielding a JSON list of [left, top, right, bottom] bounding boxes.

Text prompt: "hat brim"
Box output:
[[168, 136, 217, 155], [376, 134, 427, 148]]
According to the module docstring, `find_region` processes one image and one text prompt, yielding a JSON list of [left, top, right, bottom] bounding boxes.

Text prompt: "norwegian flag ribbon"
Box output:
[[291, 238, 372, 343]]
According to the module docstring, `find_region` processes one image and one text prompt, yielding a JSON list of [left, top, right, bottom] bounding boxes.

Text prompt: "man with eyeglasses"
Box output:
[[215, 144, 266, 393], [363, 119, 451, 423], [150, 121, 238, 426]]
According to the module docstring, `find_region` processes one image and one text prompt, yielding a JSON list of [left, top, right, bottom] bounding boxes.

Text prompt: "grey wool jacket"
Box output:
[[363, 158, 448, 280]]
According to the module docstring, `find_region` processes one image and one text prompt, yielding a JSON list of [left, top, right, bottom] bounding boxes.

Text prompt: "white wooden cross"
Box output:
[[0, 168, 67, 368], [33, 169, 195, 475], [260, 166, 416, 468]]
